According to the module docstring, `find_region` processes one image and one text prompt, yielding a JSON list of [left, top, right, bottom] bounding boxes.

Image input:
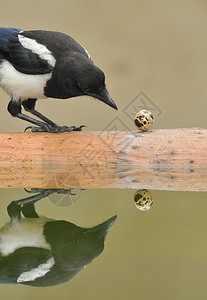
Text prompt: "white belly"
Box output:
[[0, 217, 51, 256], [0, 60, 52, 101]]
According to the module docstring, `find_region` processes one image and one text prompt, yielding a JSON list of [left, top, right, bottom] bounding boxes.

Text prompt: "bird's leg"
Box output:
[[7, 99, 85, 132], [8, 99, 53, 132], [7, 188, 79, 222], [22, 99, 58, 127], [7, 190, 53, 222], [21, 98, 86, 133], [21, 203, 40, 219]]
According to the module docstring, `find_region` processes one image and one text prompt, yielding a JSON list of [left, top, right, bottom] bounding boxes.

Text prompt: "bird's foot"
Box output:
[[25, 188, 78, 195], [25, 124, 86, 133]]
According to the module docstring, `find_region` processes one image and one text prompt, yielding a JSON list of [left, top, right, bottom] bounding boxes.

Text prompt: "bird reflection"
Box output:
[[0, 190, 116, 287]]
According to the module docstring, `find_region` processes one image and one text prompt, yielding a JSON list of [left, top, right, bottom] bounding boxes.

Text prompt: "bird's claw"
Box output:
[[24, 126, 33, 132], [24, 124, 86, 133]]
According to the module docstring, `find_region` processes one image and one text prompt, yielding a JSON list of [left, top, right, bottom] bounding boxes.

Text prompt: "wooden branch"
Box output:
[[0, 128, 207, 191]]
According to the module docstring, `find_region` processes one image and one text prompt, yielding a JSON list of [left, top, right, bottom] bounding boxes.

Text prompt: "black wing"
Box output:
[[0, 28, 90, 75], [0, 247, 52, 285], [0, 28, 54, 74], [22, 30, 90, 60], [8, 31, 54, 74], [0, 27, 21, 53]]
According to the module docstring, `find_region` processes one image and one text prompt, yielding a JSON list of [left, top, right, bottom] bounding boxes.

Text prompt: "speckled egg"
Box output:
[[134, 189, 154, 211], [134, 110, 154, 131]]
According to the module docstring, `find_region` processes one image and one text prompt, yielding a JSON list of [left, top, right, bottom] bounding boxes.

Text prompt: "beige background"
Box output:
[[0, 1, 207, 299]]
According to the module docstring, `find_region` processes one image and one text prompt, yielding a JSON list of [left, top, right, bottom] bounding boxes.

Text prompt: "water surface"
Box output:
[[0, 188, 206, 300]]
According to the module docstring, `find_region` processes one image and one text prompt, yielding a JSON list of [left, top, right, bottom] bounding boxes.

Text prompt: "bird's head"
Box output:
[[62, 52, 118, 110]]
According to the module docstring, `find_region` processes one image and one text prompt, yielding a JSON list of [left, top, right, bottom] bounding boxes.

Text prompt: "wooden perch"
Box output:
[[0, 128, 207, 191]]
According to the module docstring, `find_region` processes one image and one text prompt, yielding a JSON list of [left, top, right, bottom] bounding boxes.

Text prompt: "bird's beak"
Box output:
[[93, 215, 117, 237], [92, 89, 118, 110]]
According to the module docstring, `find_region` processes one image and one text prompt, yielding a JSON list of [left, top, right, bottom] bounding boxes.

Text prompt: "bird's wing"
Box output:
[[0, 28, 54, 75], [0, 28, 21, 55], [0, 247, 53, 285], [0, 28, 21, 53], [22, 30, 91, 60]]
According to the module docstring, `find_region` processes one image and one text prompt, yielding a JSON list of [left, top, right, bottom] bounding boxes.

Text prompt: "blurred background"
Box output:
[[0, 0, 207, 299]]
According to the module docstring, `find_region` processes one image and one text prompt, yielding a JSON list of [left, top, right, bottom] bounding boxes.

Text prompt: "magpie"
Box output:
[[0, 28, 117, 132], [0, 190, 117, 286]]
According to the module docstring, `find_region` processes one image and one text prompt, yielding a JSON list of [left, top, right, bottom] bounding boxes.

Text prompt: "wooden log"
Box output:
[[0, 128, 206, 191]]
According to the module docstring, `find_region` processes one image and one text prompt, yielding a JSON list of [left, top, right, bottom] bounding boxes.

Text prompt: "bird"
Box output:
[[0, 190, 117, 286], [0, 28, 117, 132]]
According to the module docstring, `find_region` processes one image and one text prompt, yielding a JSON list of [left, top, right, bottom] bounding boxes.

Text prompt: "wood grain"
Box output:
[[0, 128, 206, 191]]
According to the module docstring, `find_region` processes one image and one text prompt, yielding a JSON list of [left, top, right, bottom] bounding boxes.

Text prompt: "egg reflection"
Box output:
[[134, 189, 154, 211]]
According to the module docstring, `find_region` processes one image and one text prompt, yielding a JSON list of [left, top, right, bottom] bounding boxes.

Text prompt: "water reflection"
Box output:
[[0, 189, 116, 287], [25, 188, 82, 208], [134, 189, 154, 211]]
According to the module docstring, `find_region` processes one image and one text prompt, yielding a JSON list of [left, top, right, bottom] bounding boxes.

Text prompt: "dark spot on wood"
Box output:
[[154, 158, 168, 164], [190, 160, 194, 164]]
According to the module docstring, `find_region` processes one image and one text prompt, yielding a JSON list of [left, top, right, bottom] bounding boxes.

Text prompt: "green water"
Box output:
[[0, 188, 207, 300]]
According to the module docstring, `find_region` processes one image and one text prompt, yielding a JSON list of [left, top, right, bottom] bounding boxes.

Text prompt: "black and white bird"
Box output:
[[0, 191, 116, 286], [0, 28, 117, 132]]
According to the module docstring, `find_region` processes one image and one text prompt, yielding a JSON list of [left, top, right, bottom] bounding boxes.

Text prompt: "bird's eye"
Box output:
[[77, 82, 90, 93], [84, 87, 91, 94]]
